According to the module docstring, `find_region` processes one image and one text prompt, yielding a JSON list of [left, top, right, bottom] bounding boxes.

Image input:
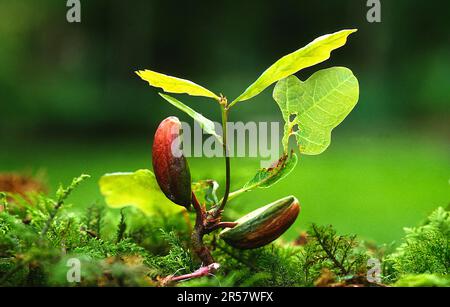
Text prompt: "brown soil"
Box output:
[[0, 173, 47, 211]]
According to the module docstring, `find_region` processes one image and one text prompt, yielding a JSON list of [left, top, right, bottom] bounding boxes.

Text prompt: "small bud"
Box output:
[[152, 116, 191, 207], [219, 196, 300, 249]]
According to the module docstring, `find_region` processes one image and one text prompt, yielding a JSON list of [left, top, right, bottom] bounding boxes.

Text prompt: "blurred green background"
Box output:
[[1, 0, 449, 244]]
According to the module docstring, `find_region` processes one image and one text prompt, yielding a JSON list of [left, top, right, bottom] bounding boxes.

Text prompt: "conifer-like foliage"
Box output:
[[1, 176, 447, 287], [385, 207, 449, 283]]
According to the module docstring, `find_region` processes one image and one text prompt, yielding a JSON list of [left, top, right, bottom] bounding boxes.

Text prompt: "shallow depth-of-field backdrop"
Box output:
[[1, 0, 449, 245]]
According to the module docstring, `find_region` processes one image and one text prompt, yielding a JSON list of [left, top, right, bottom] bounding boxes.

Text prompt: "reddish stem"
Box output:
[[165, 192, 230, 285], [161, 263, 220, 285], [190, 191, 215, 265], [191, 192, 204, 226]]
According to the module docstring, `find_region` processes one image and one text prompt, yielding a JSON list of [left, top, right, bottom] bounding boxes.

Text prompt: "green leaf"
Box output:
[[273, 67, 359, 155], [227, 153, 298, 202], [159, 93, 223, 142], [231, 29, 357, 105], [99, 169, 184, 216], [192, 180, 219, 206], [136, 69, 219, 100], [244, 153, 298, 189]]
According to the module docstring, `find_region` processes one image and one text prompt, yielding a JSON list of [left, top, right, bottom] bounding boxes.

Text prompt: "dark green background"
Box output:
[[1, 0, 449, 244]]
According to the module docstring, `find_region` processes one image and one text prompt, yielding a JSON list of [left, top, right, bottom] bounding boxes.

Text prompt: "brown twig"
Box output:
[[190, 192, 214, 265], [161, 263, 220, 286], [163, 174, 232, 284]]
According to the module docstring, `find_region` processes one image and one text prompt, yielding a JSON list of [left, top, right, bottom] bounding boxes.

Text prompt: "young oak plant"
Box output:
[[99, 29, 359, 283]]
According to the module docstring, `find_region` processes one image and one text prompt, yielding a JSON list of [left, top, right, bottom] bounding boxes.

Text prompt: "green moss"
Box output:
[[385, 207, 449, 281], [1, 174, 448, 287], [394, 274, 450, 287]]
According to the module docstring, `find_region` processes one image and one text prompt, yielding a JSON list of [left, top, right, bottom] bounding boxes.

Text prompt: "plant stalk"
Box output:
[[174, 99, 235, 281], [161, 263, 220, 285], [217, 103, 231, 215], [191, 192, 214, 265]]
